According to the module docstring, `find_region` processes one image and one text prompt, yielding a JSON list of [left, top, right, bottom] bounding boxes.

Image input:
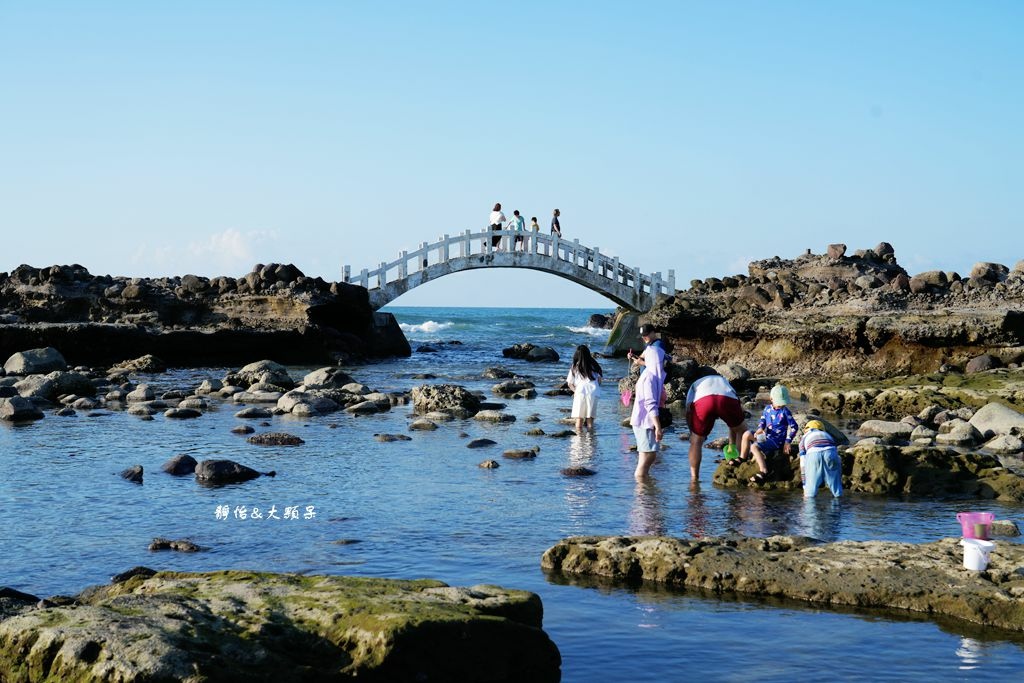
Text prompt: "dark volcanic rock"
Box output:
[[161, 454, 198, 475], [502, 343, 560, 363], [3, 347, 67, 375], [195, 459, 262, 485], [120, 465, 144, 484], [247, 432, 305, 446], [149, 538, 205, 552], [0, 264, 411, 365]]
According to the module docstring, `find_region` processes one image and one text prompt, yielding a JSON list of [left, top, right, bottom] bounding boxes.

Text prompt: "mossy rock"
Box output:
[[0, 571, 560, 682]]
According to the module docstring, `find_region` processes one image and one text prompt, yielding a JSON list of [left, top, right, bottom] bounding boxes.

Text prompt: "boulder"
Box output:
[[855, 420, 912, 441], [120, 465, 144, 484], [196, 379, 224, 395], [3, 347, 67, 375], [164, 408, 202, 419], [541, 534, 1024, 634], [235, 406, 273, 419], [713, 362, 750, 386], [408, 418, 439, 431], [345, 400, 380, 415], [492, 380, 536, 395], [411, 384, 481, 418], [302, 367, 356, 390], [969, 262, 1009, 282], [826, 243, 847, 259], [233, 390, 283, 403], [127, 404, 157, 417], [161, 454, 198, 475], [14, 376, 55, 401], [110, 355, 166, 373], [231, 425, 255, 434], [504, 446, 540, 459], [177, 397, 208, 411], [374, 434, 412, 443], [934, 420, 981, 447], [46, 371, 95, 397], [0, 571, 560, 681], [482, 367, 517, 379], [965, 354, 1002, 374], [467, 438, 497, 449], [479, 460, 500, 468], [474, 410, 516, 423], [195, 459, 262, 484], [246, 432, 304, 446], [0, 396, 44, 421], [969, 402, 1024, 439], [983, 434, 1024, 455], [502, 343, 560, 363], [148, 538, 204, 552], [126, 384, 155, 402], [226, 360, 295, 389]]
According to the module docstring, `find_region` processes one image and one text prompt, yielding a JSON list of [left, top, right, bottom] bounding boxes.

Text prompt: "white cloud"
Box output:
[[130, 229, 280, 278]]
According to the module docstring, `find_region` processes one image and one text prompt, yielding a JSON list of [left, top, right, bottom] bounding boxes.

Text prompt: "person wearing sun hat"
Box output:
[[738, 383, 799, 485], [798, 419, 843, 498]]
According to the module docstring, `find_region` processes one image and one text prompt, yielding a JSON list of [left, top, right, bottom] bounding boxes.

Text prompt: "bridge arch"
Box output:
[[344, 229, 676, 311]]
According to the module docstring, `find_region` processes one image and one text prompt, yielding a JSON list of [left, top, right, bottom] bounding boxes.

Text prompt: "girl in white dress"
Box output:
[[566, 345, 602, 433]]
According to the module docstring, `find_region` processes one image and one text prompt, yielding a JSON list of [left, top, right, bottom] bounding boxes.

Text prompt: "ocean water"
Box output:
[[2, 306, 1023, 681]]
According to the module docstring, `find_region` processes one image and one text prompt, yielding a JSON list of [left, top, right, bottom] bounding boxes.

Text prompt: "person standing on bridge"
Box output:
[[550, 208, 562, 237], [511, 210, 526, 252], [489, 203, 506, 250]]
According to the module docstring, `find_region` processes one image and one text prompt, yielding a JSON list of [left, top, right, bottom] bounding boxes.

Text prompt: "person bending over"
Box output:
[[685, 372, 747, 481]]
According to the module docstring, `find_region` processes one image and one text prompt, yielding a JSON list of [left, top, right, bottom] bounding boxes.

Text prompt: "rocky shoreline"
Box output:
[[542, 534, 1024, 633], [0, 263, 410, 366], [607, 244, 1024, 379]]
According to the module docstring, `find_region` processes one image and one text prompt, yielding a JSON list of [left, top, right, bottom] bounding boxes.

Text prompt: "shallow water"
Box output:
[[2, 306, 1023, 681]]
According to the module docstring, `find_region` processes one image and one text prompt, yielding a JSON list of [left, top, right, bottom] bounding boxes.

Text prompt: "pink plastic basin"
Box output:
[[957, 512, 994, 539]]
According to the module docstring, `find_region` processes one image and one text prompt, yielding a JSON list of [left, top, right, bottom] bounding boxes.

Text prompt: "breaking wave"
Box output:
[[399, 320, 454, 334]]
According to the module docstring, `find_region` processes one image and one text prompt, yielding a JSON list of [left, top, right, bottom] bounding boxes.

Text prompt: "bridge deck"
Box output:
[[344, 229, 675, 311]]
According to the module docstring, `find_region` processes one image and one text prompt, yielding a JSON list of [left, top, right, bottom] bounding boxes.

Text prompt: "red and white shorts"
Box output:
[[687, 395, 744, 437]]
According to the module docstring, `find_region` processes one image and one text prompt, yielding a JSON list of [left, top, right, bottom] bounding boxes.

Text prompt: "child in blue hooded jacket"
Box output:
[[738, 383, 798, 484]]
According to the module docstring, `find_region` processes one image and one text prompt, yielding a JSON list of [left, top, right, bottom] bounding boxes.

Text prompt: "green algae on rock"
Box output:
[[541, 535, 1024, 633], [0, 571, 561, 682], [712, 444, 1024, 501]]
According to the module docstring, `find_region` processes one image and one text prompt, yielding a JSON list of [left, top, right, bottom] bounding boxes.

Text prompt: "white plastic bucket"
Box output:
[[961, 538, 995, 571]]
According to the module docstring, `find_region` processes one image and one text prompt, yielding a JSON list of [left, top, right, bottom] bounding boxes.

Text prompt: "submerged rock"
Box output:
[[120, 465, 143, 484], [148, 538, 205, 552], [246, 432, 304, 446], [375, 433, 412, 442], [503, 446, 540, 459], [542, 534, 1024, 633], [0, 571, 561, 681], [467, 438, 497, 449]]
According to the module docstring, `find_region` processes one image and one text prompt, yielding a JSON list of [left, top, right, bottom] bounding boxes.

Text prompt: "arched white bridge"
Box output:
[[344, 229, 676, 311]]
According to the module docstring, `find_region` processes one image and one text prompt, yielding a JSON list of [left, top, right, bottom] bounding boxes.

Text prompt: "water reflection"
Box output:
[[682, 481, 710, 538], [797, 497, 843, 541], [956, 636, 982, 671], [564, 434, 598, 531], [629, 479, 667, 535]]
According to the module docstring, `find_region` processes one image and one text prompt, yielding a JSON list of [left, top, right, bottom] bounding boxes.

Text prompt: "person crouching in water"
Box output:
[[567, 345, 602, 433], [799, 420, 843, 498], [738, 383, 798, 485], [630, 365, 663, 480]]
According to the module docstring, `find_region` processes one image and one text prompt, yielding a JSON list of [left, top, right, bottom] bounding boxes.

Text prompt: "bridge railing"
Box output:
[[343, 229, 676, 301]]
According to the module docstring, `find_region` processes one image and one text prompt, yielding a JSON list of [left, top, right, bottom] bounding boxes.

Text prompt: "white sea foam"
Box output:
[[567, 325, 610, 337], [398, 320, 454, 334]]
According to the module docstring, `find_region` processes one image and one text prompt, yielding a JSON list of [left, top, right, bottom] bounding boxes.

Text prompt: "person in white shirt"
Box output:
[[489, 203, 506, 249], [566, 345, 602, 433]]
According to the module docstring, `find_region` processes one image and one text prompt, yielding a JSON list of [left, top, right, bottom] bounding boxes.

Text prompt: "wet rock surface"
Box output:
[[713, 443, 1024, 501], [0, 571, 560, 682], [411, 383, 481, 418], [542, 534, 1024, 633]]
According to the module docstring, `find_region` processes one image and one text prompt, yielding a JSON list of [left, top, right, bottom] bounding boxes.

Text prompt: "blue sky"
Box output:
[[1, 1, 1021, 308]]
